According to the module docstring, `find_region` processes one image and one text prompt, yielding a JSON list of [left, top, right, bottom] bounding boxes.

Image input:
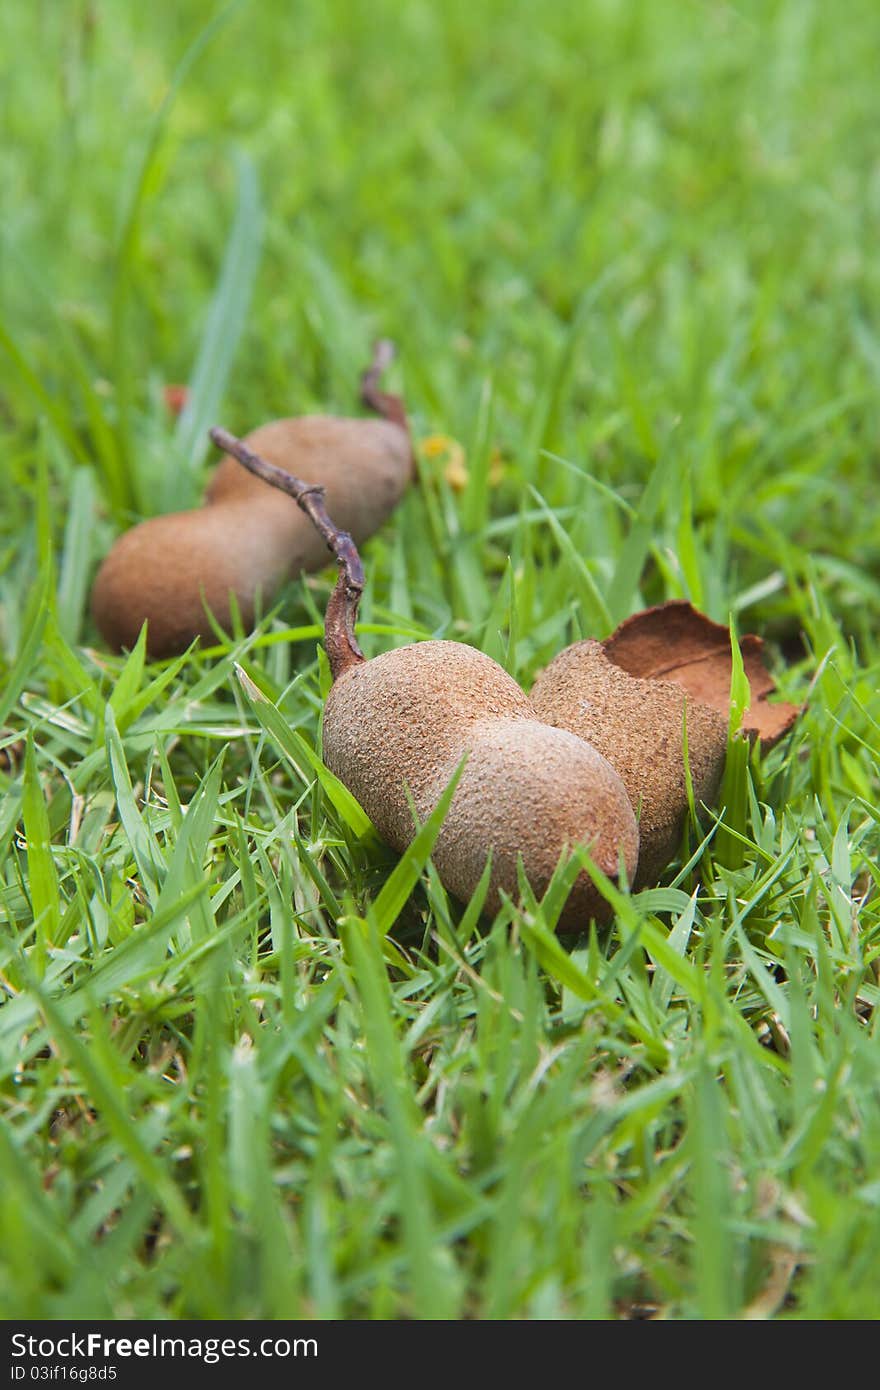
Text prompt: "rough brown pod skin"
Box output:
[[531, 600, 802, 884], [91, 349, 412, 659], [322, 640, 640, 928], [530, 639, 728, 885]]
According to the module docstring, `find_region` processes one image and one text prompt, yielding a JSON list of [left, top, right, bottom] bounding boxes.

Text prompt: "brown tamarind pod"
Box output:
[[530, 601, 802, 884], [91, 342, 412, 659]]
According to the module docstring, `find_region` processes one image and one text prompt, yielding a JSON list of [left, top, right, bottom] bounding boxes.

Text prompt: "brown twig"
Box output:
[[360, 338, 408, 430], [208, 426, 365, 679], [209, 341, 407, 680]]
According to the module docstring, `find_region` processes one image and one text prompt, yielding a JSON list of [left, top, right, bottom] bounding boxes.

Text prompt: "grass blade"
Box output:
[[370, 756, 467, 935], [21, 735, 61, 971], [236, 663, 372, 837], [172, 152, 264, 489]]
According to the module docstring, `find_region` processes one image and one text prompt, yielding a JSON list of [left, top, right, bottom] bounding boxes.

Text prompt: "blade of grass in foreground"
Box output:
[[0, 573, 50, 728], [518, 904, 667, 1067], [104, 705, 165, 906], [0, 1120, 78, 1289], [22, 975, 197, 1243], [226, 1034, 301, 1316], [690, 1057, 736, 1318], [235, 663, 372, 837], [342, 917, 460, 1319], [108, 626, 148, 725], [0, 882, 207, 1065], [56, 466, 97, 645], [370, 756, 467, 935], [715, 616, 752, 869], [153, 752, 226, 945], [21, 735, 61, 974]]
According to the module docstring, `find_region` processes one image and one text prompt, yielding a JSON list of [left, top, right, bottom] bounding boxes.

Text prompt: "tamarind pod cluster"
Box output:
[[105, 338, 801, 930]]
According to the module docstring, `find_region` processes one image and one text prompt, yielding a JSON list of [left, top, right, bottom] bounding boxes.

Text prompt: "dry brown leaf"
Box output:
[[602, 600, 803, 747]]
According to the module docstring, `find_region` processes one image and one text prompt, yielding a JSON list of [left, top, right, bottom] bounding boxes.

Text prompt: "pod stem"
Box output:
[[360, 337, 408, 432], [209, 341, 408, 680], [207, 426, 365, 679]]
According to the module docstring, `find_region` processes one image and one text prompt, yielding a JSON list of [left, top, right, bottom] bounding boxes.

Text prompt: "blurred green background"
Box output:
[[3, 0, 879, 638], [3, 0, 880, 1321]]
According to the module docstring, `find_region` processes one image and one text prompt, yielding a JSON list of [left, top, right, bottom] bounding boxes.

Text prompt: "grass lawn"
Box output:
[[2, 0, 880, 1320]]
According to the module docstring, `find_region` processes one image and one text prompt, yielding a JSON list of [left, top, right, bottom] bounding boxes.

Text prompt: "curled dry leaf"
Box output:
[[602, 600, 803, 748]]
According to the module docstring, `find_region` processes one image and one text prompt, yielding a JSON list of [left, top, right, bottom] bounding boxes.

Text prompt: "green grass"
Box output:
[[2, 0, 880, 1319]]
